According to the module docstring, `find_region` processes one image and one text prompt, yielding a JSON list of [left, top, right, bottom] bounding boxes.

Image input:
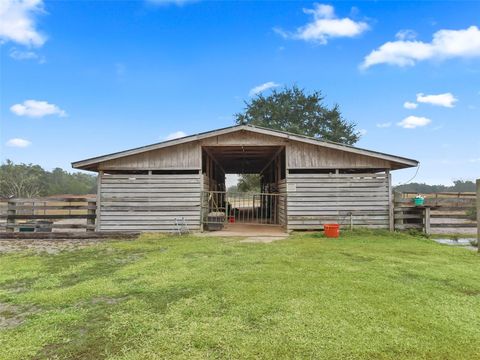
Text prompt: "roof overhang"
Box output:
[[72, 124, 419, 171]]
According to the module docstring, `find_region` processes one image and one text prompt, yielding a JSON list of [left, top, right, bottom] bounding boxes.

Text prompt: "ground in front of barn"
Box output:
[[0, 230, 479, 359]]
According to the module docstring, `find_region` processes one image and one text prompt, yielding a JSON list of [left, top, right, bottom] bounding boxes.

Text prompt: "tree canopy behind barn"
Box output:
[[235, 85, 360, 145]]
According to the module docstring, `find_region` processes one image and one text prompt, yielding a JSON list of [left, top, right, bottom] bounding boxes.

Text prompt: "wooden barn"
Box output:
[[72, 125, 418, 232]]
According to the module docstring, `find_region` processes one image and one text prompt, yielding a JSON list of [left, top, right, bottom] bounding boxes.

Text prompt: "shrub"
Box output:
[[466, 207, 477, 221]]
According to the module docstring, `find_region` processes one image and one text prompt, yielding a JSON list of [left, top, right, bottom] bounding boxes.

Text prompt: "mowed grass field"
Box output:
[[1, 231, 479, 359]]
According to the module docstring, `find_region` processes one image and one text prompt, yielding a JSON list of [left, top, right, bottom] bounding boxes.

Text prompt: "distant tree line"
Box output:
[[0, 160, 97, 198], [394, 180, 476, 193]]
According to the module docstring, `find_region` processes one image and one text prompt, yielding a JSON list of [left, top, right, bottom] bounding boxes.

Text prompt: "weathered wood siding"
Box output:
[[99, 142, 201, 170], [278, 179, 287, 226], [286, 173, 390, 230], [99, 173, 201, 232], [200, 130, 286, 147], [287, 142, 392, 169]]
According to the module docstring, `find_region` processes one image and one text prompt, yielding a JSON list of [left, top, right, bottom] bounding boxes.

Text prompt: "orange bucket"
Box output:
[[324, 224, 340, 238]]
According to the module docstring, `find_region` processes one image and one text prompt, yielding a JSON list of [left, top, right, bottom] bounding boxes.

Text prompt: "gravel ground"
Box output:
[[0, 239, 106, 254]]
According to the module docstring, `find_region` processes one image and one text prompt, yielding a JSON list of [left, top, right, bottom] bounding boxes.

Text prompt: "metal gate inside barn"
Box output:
[[201, 191, 286, 230]]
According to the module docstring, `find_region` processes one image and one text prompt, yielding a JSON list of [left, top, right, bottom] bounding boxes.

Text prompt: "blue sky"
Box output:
[[1, 0, 479, 185]]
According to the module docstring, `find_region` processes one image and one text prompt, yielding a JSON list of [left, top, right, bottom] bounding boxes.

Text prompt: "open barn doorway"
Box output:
[[201, 146, 286, 231]]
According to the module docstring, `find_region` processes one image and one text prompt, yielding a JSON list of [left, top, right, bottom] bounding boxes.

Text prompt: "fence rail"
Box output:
[[1, 197, 96, 233], [394, 192, 477, 235]]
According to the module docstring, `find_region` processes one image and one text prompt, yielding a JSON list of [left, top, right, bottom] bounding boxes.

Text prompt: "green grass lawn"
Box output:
[[1, 230, 479, 359]]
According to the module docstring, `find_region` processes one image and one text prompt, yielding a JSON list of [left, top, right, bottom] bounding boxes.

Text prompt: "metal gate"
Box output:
[[201, 191, 286, 229]]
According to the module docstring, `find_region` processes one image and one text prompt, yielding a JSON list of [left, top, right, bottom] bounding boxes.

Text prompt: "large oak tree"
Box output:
[[235, 85, 360, 145]]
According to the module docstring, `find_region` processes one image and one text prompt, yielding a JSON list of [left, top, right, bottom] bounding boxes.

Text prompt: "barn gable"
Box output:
[[72, 125, 417, 172]]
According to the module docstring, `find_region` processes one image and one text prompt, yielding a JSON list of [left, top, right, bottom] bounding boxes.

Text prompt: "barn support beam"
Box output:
[[95, 170, 103, 232], [387, 169, 394, 231]]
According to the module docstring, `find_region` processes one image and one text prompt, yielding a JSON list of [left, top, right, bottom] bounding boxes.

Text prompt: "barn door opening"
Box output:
[[201, 191, 286, 229], [201, 145, 286, 231]]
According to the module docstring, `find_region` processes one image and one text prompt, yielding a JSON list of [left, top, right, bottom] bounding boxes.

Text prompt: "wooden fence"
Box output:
[[1, 190, 478, 237], [394, 192, 477, 235], [1, 197, 96, 233]]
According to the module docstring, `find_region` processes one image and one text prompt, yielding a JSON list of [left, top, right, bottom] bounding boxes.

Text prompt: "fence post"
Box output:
[[477, 179, 479, 253], [6, 201, 16, 232], [393, 191, 402, 230], [424, 207, 431, 235], [87, 199, 96, 232]]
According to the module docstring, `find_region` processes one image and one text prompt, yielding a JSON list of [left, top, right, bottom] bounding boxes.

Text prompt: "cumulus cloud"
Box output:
[[249, 82, 280, 97], [361, 26, 480, 69], [0, 0, 46, 47], [416, 92, 457, 108], [403, 101, 418, 109], [165, 131, 187, 140], [397, 116, 431, 129], [10, 100, 67, 118], [275, 3, 369, 44], [6, 138, 31, 148], [376, 122, 391, 128]]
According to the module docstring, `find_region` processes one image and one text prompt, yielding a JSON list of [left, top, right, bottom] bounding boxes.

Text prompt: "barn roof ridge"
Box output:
[[72, 124, 418, 170]]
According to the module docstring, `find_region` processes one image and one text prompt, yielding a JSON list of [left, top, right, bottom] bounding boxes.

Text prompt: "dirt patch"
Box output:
[[239, 236, 288, 243], [0, 302, 38, 329], [90, 296, 128, 305], [0, 239, 105, 254]]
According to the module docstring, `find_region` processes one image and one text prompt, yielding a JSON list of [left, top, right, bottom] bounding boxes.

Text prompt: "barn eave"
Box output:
[[71, 124, 418, 171]]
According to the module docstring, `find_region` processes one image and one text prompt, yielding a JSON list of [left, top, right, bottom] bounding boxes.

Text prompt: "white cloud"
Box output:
[[376, 122, 391, 128], [397, 116, 431, 129], [6, 138, 31, 148], [165, 131, 187, 140], [416, 92, 457, 108], [249, 81, 280, 97], [9, 48, 45, 62], [0, 0, 46, 47], [361, 26, 480, 69], [10, 100, 67, 118], [395, 29, 417, 41], [468, 158, 480, 163], [275, 3, 369, 44], [403, 101, 418, 109]]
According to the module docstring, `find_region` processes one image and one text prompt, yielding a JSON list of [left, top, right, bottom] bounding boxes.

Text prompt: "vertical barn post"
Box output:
[[477, 179, 479, 253], [6, 200, 16, 232], [199, 171, 204, 232], [387, 170, 394, 231], [95, 171, 103, 232]]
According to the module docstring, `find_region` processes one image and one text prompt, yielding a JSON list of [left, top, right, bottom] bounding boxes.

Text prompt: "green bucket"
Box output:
[[414, 197, 424, 206], [19, 226, 35, 232]]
